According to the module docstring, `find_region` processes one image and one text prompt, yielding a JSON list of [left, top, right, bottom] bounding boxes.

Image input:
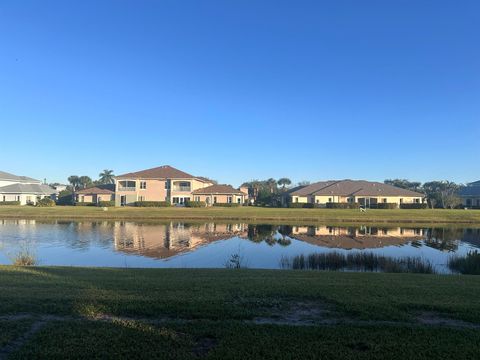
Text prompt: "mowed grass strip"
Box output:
[[1, 267, 480, 322], [0, 206, 480, 224], [9, 320, 480, 360]]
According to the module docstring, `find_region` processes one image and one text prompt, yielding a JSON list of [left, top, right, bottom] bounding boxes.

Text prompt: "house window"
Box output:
[[316, 199, 319, 204], [415, 198, 420, 203], [138, 196, 145, 201], [400, 198, 404, 204], [467, 199, 472, 206], [383, 198, 387, 203], [237, 197, 241, 204], [165, 181, 170, 190], [227, 196, 232, 203], [2, 196, 5, 201], [214, 197, 217, 204], [295, 198, 299, 203], [195, 196, 200, 202], [140, 181, 147, 189], [328, 198, 332, 202]]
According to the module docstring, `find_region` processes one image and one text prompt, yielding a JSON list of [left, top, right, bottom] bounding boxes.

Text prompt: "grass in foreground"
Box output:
[[1, 267, 480, 359], [0, 206, 480, 224]]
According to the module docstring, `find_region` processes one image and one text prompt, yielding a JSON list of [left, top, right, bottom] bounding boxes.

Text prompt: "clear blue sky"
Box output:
[[1, 0, 479, 187]]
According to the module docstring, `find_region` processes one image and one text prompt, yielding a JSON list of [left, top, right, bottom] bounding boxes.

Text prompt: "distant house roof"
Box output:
[[116, 165, 195, 180], [192, 184, 247, 195], [0, 183, 55, 195], [288, 180, 424, 198], [76, 184, 115, 195], [0, 171, 40, 184], [459, 181, 480, 197]]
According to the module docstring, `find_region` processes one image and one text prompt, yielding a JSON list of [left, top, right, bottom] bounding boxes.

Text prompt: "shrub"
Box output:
[[375, 203, 398, 209], [289, 203, 306, 208], [0, 201, 21, 206], [326, 202, 361, 209], [75, 202, 96, 206], [448, 250, 480, 275], [98, 201, 115, 207], [36, 198, 55, 207], [400, 203, 428, 209], [134, 201, 171, 207], [185, 200, 206, 208], [212, 203, 241, 207]]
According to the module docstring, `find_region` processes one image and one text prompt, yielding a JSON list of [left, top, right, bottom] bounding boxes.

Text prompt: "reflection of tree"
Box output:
[[247, 225, 276, 243], [424, 228, 461, 252]]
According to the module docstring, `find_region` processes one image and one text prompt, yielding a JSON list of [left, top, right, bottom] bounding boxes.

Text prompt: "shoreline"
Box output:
[[0, 206, 479, 225]]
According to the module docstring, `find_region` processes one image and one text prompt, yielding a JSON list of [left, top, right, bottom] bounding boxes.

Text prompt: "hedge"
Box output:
[[400, 203, 428, 209], [36, 198, 56, 207], [75, 202, 96, 206], [289, 203, 306, 208], [185, 201, 206, 208], [98, 201, 115, 207], [0, 201, 21, 206], [134, 201, 171, 207], [212, 203, 241, 207], [375, 203, 398, 209], [326, 202, 361, 209]]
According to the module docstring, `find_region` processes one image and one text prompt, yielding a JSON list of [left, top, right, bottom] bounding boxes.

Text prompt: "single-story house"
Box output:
[[283, 180, 425, 208], [458, 181, 480, 208], [0, 171, 55, 205], [191, 184, 248, 205], [76, 184, 115, 204]]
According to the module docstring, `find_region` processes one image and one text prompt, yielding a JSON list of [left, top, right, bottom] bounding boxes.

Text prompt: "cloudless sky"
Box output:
[[0, 0, 479, 187]]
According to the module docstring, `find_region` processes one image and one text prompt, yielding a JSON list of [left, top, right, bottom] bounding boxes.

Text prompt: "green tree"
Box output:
[[98, 169, 115, 184], [67, 176, 80, 205], [79, 176, 93, 189], [423, 181, 462, 209], [277, 178, 292, 190], [384, 179, 422, 192]]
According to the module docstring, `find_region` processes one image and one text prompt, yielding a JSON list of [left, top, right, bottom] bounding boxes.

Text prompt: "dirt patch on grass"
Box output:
[[416, 312, 480, 329], [252, 301, 339, 326]]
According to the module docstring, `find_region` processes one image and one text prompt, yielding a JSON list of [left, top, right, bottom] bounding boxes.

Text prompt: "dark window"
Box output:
[[140, 181, 147, 189]]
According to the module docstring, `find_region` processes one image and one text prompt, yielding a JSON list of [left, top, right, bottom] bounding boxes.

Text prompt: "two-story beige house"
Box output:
[[283, 180, 425, 208], [115, 165, 214, 206]]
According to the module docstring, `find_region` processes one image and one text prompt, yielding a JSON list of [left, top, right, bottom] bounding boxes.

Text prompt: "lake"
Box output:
[[0, 219, 479, 273]]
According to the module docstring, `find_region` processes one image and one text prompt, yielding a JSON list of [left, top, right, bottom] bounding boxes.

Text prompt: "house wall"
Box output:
[[193, 194, 246, 205], [77, 194, 115, 203], [115, 178, 214, 206], [463, 197, 480, 208], [0, 193, 50, 205]]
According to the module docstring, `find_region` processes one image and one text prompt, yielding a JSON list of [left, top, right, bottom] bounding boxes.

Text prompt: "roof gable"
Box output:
[[76, 184, 115, 195], [116, 165, 194, 179]]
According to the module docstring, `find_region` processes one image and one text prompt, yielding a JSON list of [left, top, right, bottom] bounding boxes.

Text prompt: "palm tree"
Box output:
[[277, 178, 292, 191], [98, 169, 115, 184], [78, 176, 92, 189], [68, 175, 80, 205]]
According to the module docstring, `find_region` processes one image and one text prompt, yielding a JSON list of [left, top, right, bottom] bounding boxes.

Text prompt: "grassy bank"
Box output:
[[0, 206, 479, 225], [0, 267, 480, 358]]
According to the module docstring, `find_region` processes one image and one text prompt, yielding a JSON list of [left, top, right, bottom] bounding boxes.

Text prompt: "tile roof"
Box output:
[[76, 184, 115, 195], [289, 180, 424, 197], [116, 165, 194, 179], [0, 183, 55, 195], [0, 171, 40, 183], [192, 184, 247, 195]]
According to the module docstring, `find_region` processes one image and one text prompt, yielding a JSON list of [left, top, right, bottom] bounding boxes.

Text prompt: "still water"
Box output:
[[0, 219, 479, 272]]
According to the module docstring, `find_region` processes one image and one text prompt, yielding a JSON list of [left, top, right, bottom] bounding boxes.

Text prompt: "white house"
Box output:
[[0, 171, 55, 205]]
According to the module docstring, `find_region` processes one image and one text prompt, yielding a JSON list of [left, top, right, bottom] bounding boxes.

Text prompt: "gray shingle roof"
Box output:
[[0, 171, 40, 183], [289, 180, 424, 197], [192, 184, 246, 195], [459, 181, 480, 197], [0, 183, 55, 195]]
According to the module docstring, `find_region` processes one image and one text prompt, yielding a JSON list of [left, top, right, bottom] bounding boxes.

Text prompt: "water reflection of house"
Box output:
[[286, 226, 425, 249], [113, 222, 248, 259]]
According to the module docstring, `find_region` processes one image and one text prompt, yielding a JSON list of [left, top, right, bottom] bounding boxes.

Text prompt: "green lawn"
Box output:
[[0, 206, 479, 225], [1, 267, 480, 359]]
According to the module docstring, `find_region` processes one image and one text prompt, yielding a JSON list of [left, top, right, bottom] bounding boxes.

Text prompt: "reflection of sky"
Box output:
[[0, 221, 479, 273]]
